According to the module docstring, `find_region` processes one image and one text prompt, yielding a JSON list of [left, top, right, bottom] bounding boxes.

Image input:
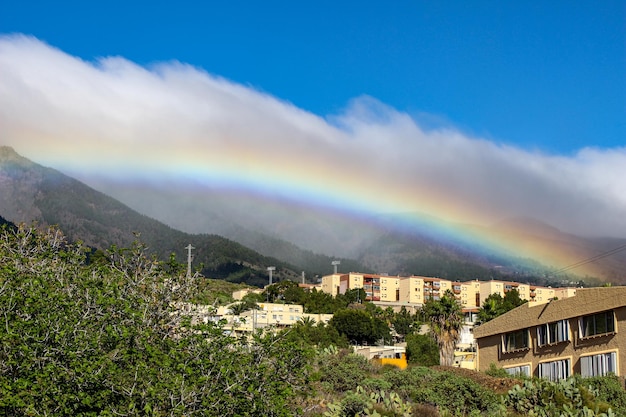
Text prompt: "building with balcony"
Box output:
[[321, 273, 578, 310]]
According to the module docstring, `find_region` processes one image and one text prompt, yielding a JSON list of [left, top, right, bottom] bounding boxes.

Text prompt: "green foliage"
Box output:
[[279, 320, 350, 349], [330, 308, 391, 345], [391, 306, 417, 339], [317, 351, 376, 392], [405, 334, 439, 366], [505, 377, 617, 416], [579, 374, 626, 415], [381, 367, 501, 416], [477, 289, 528, 324], [421, 290, 463, 366], [485, 363, 515, 378], [323, 386, 414, 417], [303, 288, 343, 313], [0, 224, 312, 416]]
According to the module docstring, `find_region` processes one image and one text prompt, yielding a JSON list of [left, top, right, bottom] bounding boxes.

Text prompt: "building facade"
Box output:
[[473, 287, 626, 380], [321, 273, 576, 309]]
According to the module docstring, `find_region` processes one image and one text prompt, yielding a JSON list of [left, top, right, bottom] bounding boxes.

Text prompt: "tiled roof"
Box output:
[[473, 287, 626, 339]]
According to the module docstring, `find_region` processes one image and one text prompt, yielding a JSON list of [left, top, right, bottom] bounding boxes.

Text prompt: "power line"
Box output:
[[547, 243, 626, 276]]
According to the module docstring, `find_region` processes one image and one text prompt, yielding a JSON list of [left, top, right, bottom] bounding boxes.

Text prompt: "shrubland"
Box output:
[[1, 224, 625, 416], [0, 224, 311, 416]]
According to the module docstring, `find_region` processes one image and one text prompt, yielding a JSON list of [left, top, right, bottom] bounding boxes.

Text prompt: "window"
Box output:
[[580, 352, 617, 377], [580, 311, 615, 338], [502, 329, 529, 352], [538, 320, 570, 346], [505, 365, 531, 377], [538, 359, 571, 381]]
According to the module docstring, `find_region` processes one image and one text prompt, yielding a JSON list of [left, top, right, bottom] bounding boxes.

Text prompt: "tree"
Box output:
[[422, 290, 463, 366], [405, 333, 439, 366], [228, 300, 257, 315], [279, 319, 349, 349], [0, 224, 312, 416], [342, 288, 367, 305], [329, 308, 391, 345], [477, 289, 528, 324], [392, 306, 416, 340], [263, 280, 304, 303], [477, 293, 507, 324]]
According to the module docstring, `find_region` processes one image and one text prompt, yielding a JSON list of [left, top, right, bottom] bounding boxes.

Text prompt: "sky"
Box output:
[[1, 1, 626, 240]]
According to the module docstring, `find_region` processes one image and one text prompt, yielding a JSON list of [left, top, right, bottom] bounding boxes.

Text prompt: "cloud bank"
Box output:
[[1, 34, 625, 239]]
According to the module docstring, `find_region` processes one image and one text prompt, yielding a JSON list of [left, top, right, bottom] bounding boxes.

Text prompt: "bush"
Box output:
[[317, 351, 376, 392], [405, 333, 439, 366], [381, 366, 501, 416], [505, 377, 619, 416], [0, 225, 312, 417], [485, 363, 512, 378], [577, 374, 626, 416]]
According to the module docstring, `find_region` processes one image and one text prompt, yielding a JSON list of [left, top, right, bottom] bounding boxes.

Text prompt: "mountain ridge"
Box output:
[[0, 146, 326, 286], [2, 146, 625, 285]]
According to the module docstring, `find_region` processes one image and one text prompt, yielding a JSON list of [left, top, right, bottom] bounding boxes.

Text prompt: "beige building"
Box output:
[[232, 288, 264, 300], [205, 302, 333, 335], [321, 272, 402, 302], [478, 280, 532, 306], [473, 287, 626, 380], [379, 275, 401, 302], [321, 273, 578, 309], [321, 273, 344, 296], [460, 280, 481, 308]]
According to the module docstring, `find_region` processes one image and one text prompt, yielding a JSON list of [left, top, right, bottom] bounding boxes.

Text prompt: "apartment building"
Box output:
[[478, 280, 533, 306], [321, 272, 401, 302], [321, 273, 344, 296], [211, 302, 334, 335], [321, 273, 578, 309], [460, 280, 481, 308], [473, 287, 626, 380], [396, 276, 459, 304]]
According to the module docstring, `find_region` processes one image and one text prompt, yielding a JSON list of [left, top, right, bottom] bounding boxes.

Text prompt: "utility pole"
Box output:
[[185, 244, 195, 278]]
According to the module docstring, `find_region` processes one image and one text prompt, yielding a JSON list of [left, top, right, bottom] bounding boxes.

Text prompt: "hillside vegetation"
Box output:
[[1, 224, 625, 416]]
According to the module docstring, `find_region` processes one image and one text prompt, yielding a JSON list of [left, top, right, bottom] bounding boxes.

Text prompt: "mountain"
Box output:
[[0, 146, 360, 286], [3, 146, 625, 286]]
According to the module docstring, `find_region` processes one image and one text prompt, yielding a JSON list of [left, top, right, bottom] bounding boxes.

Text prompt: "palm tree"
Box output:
[[229, 302, 251, 316], [422, 290, 463, 366], [297, 316, 316, 328]]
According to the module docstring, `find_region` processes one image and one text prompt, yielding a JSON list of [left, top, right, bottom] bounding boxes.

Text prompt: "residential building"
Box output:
[[478, 280, 532, 306], [322, 272, 401, 302], [379, 275, 401, 302], [321, 273, 344, 296], [354, 345, 408, 369], [460, 280, 481, 308], [232, 288, 263, 300], [473, 287, 626, 380], [528, 285, 556, 305]]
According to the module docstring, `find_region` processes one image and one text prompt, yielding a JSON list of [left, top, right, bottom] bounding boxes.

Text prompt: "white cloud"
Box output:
[[1, 34, 625, 238]]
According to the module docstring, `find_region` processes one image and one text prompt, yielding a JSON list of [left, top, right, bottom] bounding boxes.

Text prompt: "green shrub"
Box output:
[[505, 377, 618, 416], [381, 366, 501, 416], [577, 374, 626, 415], [318, 351, 375, 392], [485, 363, 512, 378]]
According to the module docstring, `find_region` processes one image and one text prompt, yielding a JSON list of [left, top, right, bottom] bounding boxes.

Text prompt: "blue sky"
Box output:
[[2, 1, 626, 239], [3, 1, 624, 154]]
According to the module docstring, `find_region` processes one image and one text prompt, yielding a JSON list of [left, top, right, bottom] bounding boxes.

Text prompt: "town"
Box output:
[[185, 270, 626, 381]]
